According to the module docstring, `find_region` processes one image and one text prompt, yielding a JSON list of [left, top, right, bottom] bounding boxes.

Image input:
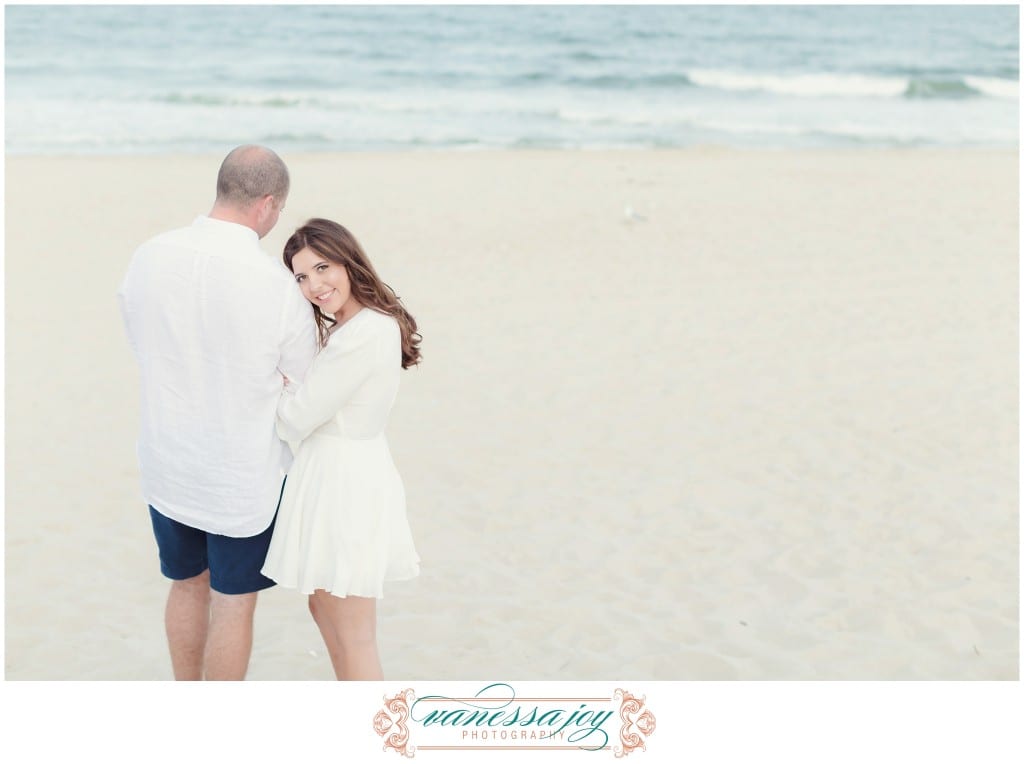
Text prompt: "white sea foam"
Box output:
[[963, 76, 1019, 100], [688, 69, 909, 98], [689, 69, 1020, 102]]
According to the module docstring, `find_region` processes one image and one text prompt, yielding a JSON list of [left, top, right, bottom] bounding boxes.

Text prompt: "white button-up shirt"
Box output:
[[118, 215, 317, 537]]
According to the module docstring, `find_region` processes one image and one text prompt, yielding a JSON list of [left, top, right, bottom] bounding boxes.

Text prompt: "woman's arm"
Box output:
[[276, 321, 379, 443]]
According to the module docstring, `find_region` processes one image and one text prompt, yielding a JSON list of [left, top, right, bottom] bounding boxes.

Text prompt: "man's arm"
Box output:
[[277, 281, 318, 386]]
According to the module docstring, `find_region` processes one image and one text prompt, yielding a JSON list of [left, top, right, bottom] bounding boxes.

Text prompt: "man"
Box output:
[[118, 145, 317, 680]]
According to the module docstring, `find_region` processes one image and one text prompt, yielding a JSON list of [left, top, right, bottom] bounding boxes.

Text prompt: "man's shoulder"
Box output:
[[133, 221, 198, 253], [135, 220, 268, 263], [131, 219, 296, 286]]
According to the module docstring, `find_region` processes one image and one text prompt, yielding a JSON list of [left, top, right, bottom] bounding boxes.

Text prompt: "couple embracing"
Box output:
[[118, 145, 421, 680]]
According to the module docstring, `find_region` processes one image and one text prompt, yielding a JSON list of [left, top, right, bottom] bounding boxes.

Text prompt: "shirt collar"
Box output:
[[192, 215, 260, 243]]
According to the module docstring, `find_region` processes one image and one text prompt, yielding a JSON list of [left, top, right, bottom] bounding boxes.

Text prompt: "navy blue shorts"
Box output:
[[148, 480, 285, 595]]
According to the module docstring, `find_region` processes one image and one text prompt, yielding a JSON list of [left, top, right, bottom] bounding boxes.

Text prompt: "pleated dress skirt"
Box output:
[[261, 431, 420, 598]]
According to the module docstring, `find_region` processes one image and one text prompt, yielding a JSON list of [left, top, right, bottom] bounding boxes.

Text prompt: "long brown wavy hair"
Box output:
[[283, 218, 422, 368]]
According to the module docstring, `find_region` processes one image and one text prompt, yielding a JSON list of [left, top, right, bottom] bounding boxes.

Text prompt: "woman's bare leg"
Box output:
[[308, 593, 345, 678], [308, 589, 383, 680]]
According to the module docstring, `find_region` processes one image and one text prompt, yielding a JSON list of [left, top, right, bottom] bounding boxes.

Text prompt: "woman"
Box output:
[[261, 218, 421, 680]]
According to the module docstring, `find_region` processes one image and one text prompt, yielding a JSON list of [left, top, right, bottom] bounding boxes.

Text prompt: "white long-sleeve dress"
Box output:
[[261, 307, 420, 598]]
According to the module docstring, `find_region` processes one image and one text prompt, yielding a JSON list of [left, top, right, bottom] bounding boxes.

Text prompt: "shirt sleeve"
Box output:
[[276, 319, 380, 444], [277, 279, 318, 385]]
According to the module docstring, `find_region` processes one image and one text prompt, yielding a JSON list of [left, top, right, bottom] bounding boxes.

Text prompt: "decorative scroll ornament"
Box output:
[[613, 688, 657, 757], [374, 688, 417, 758]]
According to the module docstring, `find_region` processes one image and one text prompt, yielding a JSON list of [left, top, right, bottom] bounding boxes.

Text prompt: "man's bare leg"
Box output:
[[165, 570, 211, 681], [205, 590, 259, 680]]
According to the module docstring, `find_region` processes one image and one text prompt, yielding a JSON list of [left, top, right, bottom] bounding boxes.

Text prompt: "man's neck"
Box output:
[[208, 203, 258, 234]]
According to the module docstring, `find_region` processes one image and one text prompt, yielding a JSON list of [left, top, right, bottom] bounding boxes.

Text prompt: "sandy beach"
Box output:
[[3, 148, 1018, 680]]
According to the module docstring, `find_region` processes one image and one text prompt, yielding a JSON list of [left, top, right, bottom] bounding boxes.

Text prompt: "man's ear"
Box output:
[[258, 195, 274, 219]]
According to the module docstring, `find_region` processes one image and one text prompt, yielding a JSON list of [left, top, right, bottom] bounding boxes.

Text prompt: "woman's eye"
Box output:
[[316, 264, 328, 271]]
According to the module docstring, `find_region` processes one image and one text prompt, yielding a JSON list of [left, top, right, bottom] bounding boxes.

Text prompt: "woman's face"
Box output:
[[291, 246, 357, 318]]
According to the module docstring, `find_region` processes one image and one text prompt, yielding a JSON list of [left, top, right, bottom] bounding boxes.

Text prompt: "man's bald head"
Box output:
[[215, 145, 290, 208]]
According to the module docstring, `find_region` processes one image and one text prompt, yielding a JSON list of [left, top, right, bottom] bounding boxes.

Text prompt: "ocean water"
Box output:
[[4, 4, 1019, 154]]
